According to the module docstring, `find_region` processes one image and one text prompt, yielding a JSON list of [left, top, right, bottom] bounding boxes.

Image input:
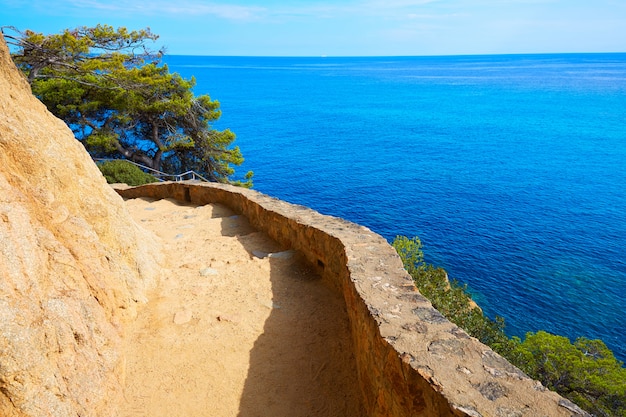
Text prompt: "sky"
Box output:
[[2, 0, 626, 56]]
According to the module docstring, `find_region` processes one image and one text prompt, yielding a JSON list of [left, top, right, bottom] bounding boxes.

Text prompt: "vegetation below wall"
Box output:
[[393, 235, 626, 417]]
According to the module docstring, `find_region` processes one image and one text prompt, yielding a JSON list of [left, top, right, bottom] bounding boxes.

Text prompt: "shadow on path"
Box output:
[[232, 229, 366, 417]]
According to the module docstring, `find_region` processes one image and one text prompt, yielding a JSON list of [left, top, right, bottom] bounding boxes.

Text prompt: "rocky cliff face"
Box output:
[[0, 34, 160, 417]]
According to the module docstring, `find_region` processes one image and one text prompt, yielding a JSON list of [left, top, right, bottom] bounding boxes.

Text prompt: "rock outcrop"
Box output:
[[0, 34, 160, 417]]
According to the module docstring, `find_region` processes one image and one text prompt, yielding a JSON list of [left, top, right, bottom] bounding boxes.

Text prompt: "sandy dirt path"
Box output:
[[120, 197, 364, 417]]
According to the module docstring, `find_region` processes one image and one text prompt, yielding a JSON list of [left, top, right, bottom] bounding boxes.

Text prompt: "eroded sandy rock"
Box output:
[[0, 34, 160, 417]]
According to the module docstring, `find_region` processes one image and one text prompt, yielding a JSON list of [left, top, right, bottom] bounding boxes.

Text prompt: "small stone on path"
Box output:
[[199, 267, 219, 276], [174, 309, 193, 325], [269, 250, 296, 259], [217, 314, 240, 323], [252, 249, 295, 259]]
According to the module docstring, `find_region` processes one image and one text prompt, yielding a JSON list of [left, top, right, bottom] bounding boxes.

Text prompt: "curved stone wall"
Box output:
[[116, 181, 589, 417]]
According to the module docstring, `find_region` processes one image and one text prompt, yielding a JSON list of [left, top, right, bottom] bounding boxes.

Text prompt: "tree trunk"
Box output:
[[115, 143, 157, 171], [150, 122, 165, 172]]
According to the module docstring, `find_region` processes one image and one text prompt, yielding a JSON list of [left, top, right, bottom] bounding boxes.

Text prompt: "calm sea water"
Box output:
[[165, 54, 626, 360]]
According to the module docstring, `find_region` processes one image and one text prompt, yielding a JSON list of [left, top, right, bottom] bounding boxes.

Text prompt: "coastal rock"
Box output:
[[0, 34, 160, 417]]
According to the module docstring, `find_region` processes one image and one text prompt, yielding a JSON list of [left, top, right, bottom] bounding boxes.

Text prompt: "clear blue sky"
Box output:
[[2, 0, 625, 56]]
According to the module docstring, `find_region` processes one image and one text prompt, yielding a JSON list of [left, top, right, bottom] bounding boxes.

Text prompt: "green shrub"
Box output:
[[392, 236, 512, 350], [97, 160, 158, 186], [514, 332, 626, 417], [392, 235, 626, 417]]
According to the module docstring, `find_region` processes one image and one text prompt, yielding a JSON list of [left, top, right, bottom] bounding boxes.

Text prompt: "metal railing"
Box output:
[[94, 158, 211, 182]]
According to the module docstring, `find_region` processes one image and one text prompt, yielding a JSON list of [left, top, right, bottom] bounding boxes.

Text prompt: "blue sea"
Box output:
[[165, 54, 626, 361]]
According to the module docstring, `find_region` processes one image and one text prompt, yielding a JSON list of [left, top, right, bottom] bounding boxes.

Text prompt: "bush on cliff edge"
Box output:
[[97, 160, 158, 186]]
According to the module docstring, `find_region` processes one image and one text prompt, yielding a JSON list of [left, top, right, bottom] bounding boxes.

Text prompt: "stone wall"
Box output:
[[116, 182, 590, 417]]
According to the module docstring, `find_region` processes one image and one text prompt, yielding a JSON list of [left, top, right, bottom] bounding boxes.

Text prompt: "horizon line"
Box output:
[[163, 51, 626, 59]]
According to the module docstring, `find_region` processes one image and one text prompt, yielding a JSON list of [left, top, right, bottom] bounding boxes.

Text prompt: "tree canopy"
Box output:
[[2, 24, 252, 186]]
